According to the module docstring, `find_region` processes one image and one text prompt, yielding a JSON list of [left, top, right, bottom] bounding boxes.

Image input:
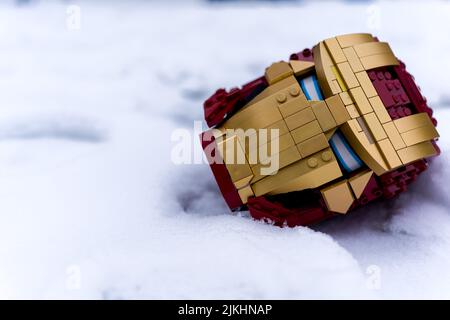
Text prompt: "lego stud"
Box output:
[[321, 151, 332, 162], [289, 86, 300, 97], [276, 93, 287, 103], [307, 157, 318, 168]]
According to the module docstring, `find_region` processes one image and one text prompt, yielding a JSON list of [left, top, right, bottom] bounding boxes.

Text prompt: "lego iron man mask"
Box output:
[[201, 33, 440, 227]]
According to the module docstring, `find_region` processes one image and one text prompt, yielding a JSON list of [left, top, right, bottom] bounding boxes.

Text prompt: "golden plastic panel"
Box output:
[[278, 93, 309, 118], [348, 170, 373, 199], [342, 47, 364, 73], [321, 180, 355, 214], [291, 120, 323, 144], [336, 33, 374, 48], [383, 122, 406, 150], [337, 62, 360, 89], [368, 96, 391, 124], [393, 112, 435, 133], [339, 91, 353, 105], [238, 185, 254, 204], [311, 101, 336, 131], [325, 95, 351, 125], [324, 37, 347, 64], [256, 148, 342, 196], [355, 71, 378, 98], [353, 42, 393, 58], [297, 133, 329, 158], [346, 104, 360, 119], [360, 53, 399, 70], [234, 176, 253, 190], [245, 76, 297, 108], [397, 141, 438, 164], [284, 106, 315, 131], [313, 42, 341, 97], [377, 138, 402, 170], [400, 125, 439, 147], [363, 112, 387, 141], [218, 136, 253, 182], [341, 122, 389, 175], [349, 87, 373, 114], [265, 61, 294, 85]]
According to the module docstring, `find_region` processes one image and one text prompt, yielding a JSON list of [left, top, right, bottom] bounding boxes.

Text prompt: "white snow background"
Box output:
[[0, 0, 449, 299]]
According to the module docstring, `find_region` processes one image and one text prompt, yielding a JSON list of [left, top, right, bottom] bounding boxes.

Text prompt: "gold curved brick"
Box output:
[[368, 96, 391, 124], [349, 87, 373, 114], [291, 120, 322, 144], [348, 170, 373, 199], [382, 122, 406, 150], [321, 180, 354, 214], [342, 47, 364, 73], [336, 33, 374, 48], [324, 37, 347, 64], [360, 53, 399, 70], [339, 91, 353, 106], [353, 42, 394, 58], [313, 42, 340, 97], [284, 107, 315, 131], [397, 141, 438, 164], [393, 112, 435, 133], [363, 112, 387, 141], [400, 125, 439, 147], [341, 121, 389, 175]]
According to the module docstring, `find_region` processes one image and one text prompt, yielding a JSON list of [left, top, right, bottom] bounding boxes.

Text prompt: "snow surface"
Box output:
[[0, 0, 449, 299]]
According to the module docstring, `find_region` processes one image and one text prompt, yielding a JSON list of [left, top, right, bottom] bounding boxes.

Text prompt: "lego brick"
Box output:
[[348, 170, 373, 199], [331, 80, 342, 94], [289, 60, 315, 76], [377, 138, 402, 170], [363, 112, 387, 141], [393, 112, 434, 133], [321, 180, 354, 214], [346, 104, 360, 119], [238, 185, 254, 204], [397, 141, 438, 164], [324, 37, 347, 64], [368, 95, 391, 124], [332, 65, 348, 91], [349, 87, 373, 114], [218, 136, 253, 182], [253, 148, 342, 196], [347, 118, 362, 132], [400, 125, 439, 147], [313, 42, 341, 97], [342, 47, 364, 72], [252, 145, 301, 177], [336, 33, 374, 48], [341, 122, 389, 175], [224, 94, 283, 130], [265, 61, 294, 85], [284, 107, 315, 131], [325, 94, 350, 125], [311, 101, 336, 131], [339, 91, 353, 105], [234, 175, 253, 189], [355, 71, 378, 98], [353, 42, 393, 58], [360, 53, 399, 70], [337, 62, 360, 89], [291, 120, 323, 143], [278, 93, 309, 118], [383, 122, 406, 150], [248, 132, 295, 164], [297, 133, 329, 158], [246, 75, 297, 108]]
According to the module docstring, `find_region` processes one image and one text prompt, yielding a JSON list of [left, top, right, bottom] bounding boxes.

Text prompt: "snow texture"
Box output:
[[0, 0, 449, 299]]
